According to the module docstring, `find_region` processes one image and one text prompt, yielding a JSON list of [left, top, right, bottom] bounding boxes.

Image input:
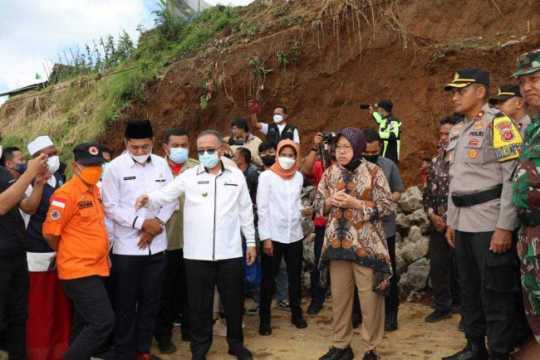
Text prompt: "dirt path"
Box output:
[[159, 300, 468, 359]]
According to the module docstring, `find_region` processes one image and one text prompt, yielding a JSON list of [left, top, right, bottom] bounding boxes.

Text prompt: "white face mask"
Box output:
[[273, 114, 284, 124], [278, 156, 295, 170], [47, 155, 60, 174], [131, 152, 151, 164]]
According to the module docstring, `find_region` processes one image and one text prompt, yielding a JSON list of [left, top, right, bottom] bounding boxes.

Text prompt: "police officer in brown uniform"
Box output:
[[443, 69, 527, 360]]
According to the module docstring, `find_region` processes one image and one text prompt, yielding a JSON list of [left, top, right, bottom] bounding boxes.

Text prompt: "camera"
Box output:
[[322, 131, 338, 144]]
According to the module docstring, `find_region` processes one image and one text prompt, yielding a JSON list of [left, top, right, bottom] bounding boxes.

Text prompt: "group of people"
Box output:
[[0, 47, 538, 360]]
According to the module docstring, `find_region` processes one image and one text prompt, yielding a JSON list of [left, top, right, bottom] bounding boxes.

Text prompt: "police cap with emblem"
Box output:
[[444, 69, 490, 91], [489, 84, 522, 105], [73, 143, 105, 166], [125, 119, 154, 139], [513, 48, 540, 77]]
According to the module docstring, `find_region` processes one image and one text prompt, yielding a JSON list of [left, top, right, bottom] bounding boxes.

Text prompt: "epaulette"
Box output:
[[491, 112, 523, 162]]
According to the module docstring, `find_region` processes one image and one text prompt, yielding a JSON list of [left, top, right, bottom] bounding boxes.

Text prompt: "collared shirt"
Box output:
[[101, 153, 176, 256], [376, 157, 404, 238], [423, 148, 450, 218], [447, 104, 520, 232], [147, 162, 255, 261], [42, 176, 109, 280], [257, 170, 304, 244]]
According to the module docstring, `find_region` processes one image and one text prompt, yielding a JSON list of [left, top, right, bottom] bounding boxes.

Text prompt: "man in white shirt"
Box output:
[[101, 119, 176, 360], [248, 100, 300, 146], [136, 130, 256, 360]]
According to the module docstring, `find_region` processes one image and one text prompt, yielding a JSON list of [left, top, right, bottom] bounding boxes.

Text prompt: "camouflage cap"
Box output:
[[513, 48, 540, 77]]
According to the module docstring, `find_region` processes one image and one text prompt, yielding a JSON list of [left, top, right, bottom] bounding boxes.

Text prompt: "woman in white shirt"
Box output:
[[257, 139, 306, 335]]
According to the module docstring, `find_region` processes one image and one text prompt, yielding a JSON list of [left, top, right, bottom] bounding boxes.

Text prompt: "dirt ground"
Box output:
[[157, 300, 464, 360]]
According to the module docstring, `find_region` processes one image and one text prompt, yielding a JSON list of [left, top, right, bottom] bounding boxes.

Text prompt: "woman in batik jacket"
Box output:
[[316, 128, 394, 360]]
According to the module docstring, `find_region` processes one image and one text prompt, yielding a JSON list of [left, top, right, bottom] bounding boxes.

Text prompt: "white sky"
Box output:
[[0, 0, 254, 104]]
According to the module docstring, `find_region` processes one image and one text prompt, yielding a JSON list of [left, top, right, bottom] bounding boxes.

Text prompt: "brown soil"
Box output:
[[154, 299, 540, 359], [104, 0, 540, 185]]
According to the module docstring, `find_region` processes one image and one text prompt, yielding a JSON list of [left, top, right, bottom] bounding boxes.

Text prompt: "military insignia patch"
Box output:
[[50, 210, 61, 221], [492, 114, 523, 162]]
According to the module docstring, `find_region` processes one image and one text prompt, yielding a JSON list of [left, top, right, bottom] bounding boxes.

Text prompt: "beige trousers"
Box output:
[[330, 260, 385, 351]]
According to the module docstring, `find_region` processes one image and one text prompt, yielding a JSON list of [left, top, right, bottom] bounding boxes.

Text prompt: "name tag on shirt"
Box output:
[[123, 176, 136, 181], [197, 181, 210, 185]]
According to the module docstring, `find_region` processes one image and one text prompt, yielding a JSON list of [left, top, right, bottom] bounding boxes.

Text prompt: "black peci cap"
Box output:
[[444, 69, 490, 91], [73, 143, 105, 166], [489, 84, 522, 105], [125, 119, 154, 139]]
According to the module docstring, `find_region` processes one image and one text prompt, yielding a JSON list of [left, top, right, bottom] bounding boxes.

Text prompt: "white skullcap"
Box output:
[[27, 136, 54, 156]]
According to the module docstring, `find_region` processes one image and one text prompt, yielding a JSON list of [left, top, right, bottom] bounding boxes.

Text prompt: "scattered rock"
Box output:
[[398, 186, 424, 214], [407, 208, 430, 233], [396, 212, 411, 229], [397, 236, 429, 265], [399, 257, 430, 294], [407, 226, 424, 243]]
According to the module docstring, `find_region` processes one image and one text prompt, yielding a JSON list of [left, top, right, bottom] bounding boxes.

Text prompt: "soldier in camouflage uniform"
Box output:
[[512, 48, 540, 343]]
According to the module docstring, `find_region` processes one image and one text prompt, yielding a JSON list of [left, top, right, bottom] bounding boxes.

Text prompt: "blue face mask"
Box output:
[[169, 147, 189, 164], [16, 163, 27, 174], [198, 150, 220, 169]]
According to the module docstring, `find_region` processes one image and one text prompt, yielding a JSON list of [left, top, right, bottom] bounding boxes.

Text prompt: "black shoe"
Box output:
[[352, 313, 362, 329], [442, 340, 488, 360], [291, 315, 308, 329], [307, 302, 324, 315], [259, 322, 272, 336], [319, 346, 354, 360], [228, 347, 253, 360], [425, 309, 453, 323], [363, 350, 379, 360], [385, 312, 398, 332], [157, 339, 177, 354]]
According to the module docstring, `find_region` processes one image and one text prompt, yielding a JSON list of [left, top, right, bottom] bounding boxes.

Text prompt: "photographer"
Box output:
[[225, 117, 263, 167], [361, 100, 401, 164]]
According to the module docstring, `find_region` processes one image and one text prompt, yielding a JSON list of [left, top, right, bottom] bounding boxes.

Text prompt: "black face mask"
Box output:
[[364, 155, 379, 164], [261, 155, 275, 167], [15, 163, 27, 174]]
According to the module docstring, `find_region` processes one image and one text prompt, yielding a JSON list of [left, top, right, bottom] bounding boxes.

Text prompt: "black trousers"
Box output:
[[0, 254, 28, 360], [310, 226, 327, 305], [429, 230, 460, 312], [185, 258, 245, 359], [385, 235, 399, 317], [155, 249, 188, 343], [260, 240, 303, 322], [111, 252, 166, 359], [62, 276, 115, 360], [455, 231, 525, 355]]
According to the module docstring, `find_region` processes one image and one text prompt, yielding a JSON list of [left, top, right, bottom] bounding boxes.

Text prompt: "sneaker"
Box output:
[[319, 346, 354, 360], [307, 302, 323, 315], [425, 309, 452, 323], [277, 300, 291, 312], [363, 350, 379, 360], [291, 314, 308, 329]]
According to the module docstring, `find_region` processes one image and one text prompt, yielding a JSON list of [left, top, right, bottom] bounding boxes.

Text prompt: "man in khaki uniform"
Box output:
[[154, 128, 198, 354], [443, 69, 528, 360]]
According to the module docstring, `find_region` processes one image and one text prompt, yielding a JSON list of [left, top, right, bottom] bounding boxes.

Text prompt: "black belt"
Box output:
[[451, 185, 503, 208], [518, 208, 540, 226]]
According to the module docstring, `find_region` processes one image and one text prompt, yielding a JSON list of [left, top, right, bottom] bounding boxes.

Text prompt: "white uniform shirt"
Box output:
[[146, 163, 255, 261], [257, 170, 304, 244], [260, 123, 300, 144], [102, 152, 176, 256]]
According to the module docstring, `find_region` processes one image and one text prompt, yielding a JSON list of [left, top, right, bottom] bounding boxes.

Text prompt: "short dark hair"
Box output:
[[0, 146, 21, 166], [259, 141, 276, 153], [198, 129, 224, 144], [163, 128, 188, 144], [440, 113, 463, 126], [275, 105, 288, 114], [363, 128, 380, 143], [231, 117, 249, 132], [236, 147, 252, 164]]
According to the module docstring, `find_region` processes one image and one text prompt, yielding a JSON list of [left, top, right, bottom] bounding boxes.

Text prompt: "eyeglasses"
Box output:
[[197, 149, 217, 156], [335, 145, 353, 151]]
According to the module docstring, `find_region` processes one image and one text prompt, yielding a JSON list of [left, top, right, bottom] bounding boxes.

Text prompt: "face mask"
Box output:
[[273, 114, 284, 124], [47, 155, 60, 174], [261, 155, 275, 167], [131, 152, 150, 164], [16, 163, 27, 174], [364, 155, 379, 164], [78, 166, 103, 185], [278, 156, 295, 170], [198, 151, 220, 169], [169, 147, 188, 164]]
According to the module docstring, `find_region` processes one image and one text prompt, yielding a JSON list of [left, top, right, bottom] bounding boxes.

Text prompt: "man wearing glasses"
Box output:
[[136, 129, 256, 360]]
